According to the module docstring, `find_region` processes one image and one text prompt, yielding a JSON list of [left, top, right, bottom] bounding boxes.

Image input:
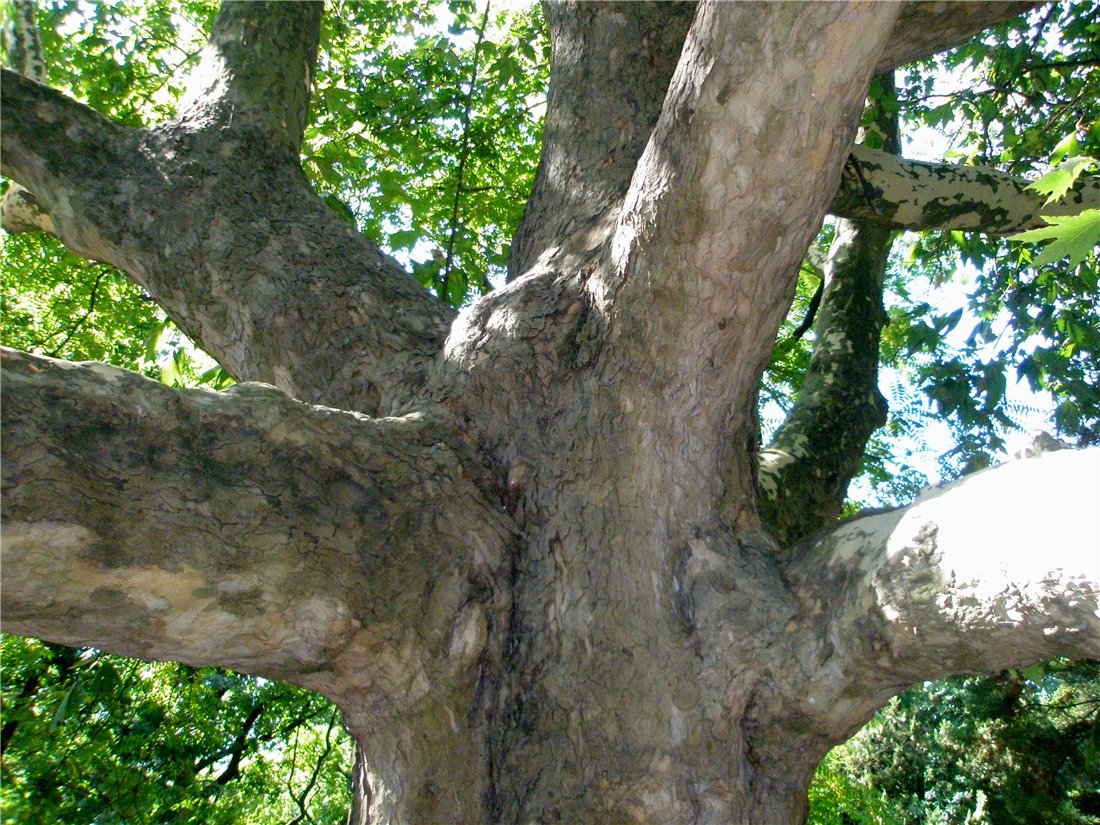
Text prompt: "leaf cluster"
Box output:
[[832, 660, 1100, 825], [306, 0, 549, 305], [0, 636, 352, 825]]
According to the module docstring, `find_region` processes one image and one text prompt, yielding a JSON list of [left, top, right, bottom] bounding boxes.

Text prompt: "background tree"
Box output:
[[2, 2, 1099, 824]]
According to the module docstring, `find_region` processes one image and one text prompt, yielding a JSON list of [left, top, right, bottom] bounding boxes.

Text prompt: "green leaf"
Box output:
[[1009, 209, 1100, 267], [1025, 156, 1098, 205]]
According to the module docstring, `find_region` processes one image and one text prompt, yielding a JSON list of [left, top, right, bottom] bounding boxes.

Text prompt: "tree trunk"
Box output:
[[2, 3, 1098, 824]]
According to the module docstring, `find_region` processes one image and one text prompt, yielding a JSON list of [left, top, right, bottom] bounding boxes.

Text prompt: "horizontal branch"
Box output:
[[832, 144, 1100, 233], [780, 449, 1100, 742], [1, 349, 511, 690]]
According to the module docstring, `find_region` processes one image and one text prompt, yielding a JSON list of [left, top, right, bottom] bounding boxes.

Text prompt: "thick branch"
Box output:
[[0, 68, 140, 258], [761, 79, 898, 546], [508, 1, 697, 279], [760, 218, 891, 546], [1, 65, 454, 414], [601, 2, 900, 521], [177, 0, 322, 152], [876, 2, 1041, 75], [0, 349, 511, 691], [780, 449, 1100, 744], [832, 144, 1100, 233]]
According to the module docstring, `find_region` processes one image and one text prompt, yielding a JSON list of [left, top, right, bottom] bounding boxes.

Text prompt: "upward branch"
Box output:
[[761, 78, 900, 547], [597, 2, 900, 521], [508, 1, 697, 279], [177, 0, 322, 153], [1, 0, 457, 414]]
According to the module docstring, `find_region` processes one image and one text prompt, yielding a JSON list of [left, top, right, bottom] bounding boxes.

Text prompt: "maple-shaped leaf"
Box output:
[[1026, 156, 1098, 205], [1009, 208, 1100, 267]]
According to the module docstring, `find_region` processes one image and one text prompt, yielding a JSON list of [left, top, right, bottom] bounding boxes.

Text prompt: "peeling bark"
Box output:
[[762, 79, 898, 546], [832, 143, 1100, 233], [3, 2, 1098, 824]]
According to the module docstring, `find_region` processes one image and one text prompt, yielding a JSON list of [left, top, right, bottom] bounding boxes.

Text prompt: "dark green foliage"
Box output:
[[808, 751, 906, 825], [0, 636, 352, 824], [887, 1, 1100, 467], [834, 661, 1100, 825]]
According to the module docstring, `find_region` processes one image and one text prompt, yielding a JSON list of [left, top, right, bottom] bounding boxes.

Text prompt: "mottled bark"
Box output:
[[761, 79, 899, 546], [832, 143, 1100, 233], [3, 2, 1098, 824], [0, 348, 510, 676], [0, 346, 513, 822], [760, 217, 892, 546], [745, 447, 1100, 822]]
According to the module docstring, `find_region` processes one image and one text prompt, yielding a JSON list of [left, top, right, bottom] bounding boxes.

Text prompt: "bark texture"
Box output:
[[761, 77, 900, 547], [3, 2, 1098, 824], [833, 143, 1100, 233]]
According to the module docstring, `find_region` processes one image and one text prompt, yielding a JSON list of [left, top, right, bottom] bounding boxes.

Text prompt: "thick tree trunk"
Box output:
[[2, 3, 1098, 824]]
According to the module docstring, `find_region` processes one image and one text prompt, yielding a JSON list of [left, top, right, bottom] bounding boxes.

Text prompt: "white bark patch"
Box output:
[[1, 520, 97, 559], [908, 449, 1100, 588], [448, 603, 487, 662]]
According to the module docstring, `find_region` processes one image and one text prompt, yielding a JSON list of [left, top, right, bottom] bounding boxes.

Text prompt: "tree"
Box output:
[[2, 2, 1098, 823]]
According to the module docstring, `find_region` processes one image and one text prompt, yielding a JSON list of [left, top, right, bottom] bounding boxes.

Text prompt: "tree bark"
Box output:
[[2, 2, 1097, 824], [761, 76, 900, 546], [832, 143, 1100, 234]]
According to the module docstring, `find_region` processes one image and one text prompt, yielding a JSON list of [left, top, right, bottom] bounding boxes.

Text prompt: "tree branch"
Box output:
[[761, 78, 898, 546], [760, 218, 892, 546], [177, 0, 322, 153], [507, 1, 697, 279], [781, 449, 1100, 744], [1, 0, 55, 236], [1, 45, 456, 414], [0, 68, 141, 260], [831, 144, 1100, 234], [600, 2, 900, 521], [876, 2, 1041, 75], [1, 349, 512, 692]]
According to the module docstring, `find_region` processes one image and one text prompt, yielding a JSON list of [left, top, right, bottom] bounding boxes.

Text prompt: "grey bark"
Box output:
[[2, 2, 1098, 824], [508, 1, 697, 280]]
